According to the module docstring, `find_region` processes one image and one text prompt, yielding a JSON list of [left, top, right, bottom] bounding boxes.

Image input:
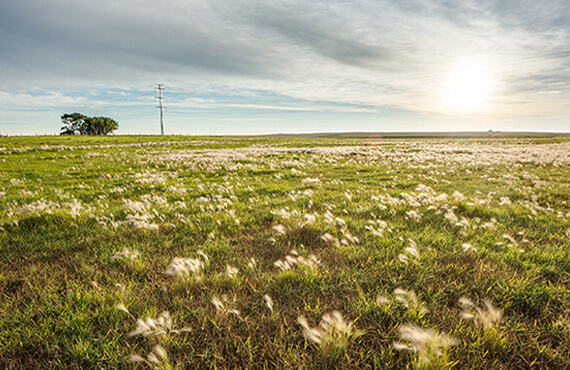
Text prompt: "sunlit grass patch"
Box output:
[[1, 136, 570, 367]]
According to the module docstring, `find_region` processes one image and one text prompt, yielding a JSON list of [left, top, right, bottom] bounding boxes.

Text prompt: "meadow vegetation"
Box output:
[[1, 135, 569, 368]]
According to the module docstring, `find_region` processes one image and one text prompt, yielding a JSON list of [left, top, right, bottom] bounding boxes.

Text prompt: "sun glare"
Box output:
[[444, 61, 492, 111]]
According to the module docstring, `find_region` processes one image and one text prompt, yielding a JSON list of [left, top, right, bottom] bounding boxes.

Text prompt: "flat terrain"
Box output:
[[1, 136, 569, 368]]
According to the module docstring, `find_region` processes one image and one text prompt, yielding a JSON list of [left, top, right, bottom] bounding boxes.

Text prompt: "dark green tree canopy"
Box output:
[[60, 113, 118, 135]]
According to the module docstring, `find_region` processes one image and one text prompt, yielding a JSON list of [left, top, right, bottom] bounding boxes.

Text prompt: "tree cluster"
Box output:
[[60, 113, 119, 136]]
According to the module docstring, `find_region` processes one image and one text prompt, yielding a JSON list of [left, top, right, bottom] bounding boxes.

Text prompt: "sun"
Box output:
[[444, 61, 492, 111]]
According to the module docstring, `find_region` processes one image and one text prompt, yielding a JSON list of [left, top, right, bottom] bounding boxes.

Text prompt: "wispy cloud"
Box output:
[[0, 92, 87, 108]]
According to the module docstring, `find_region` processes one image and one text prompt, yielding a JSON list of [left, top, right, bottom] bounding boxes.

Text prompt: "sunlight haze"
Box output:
[[444, 60, 494, 112]]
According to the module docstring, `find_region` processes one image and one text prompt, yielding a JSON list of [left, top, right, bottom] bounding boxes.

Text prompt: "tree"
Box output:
[[60, 113, 88, 135], [82, 116, 119, 135], [60, 113, 118, 135]]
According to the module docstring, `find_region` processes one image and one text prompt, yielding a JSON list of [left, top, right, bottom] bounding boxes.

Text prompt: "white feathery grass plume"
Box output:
[[406, 210, 422, 221], [365, 219, 390, 237], [147, 344, 168, 365], [207, 232, 216, 241], [393, 324, 457, 368], [263, 294, 274, 313], [399, 239, 419, 264], [226, 264, 238, 278], [9, 178, 24, 186], [462, 243, 477, 253], [456, 217, 470, 229], [405, 239, 419, 258], [444, 209, 458, 225], [128, 311, 173, 337], [272, 224, 287, 235], [116, 303, 134, 318], [483, 218, 497, 230], [341, 228, 359, 245], [502, 233, 520, 248], [453, 191, 466, 201], [271, 208, 291, 220], [319, 232, 338, 245], [324, 210, 335, 224], [461, 298, 503, 331], [458, 297, 475, 320], [376, 294, 390, 306], [394, 288, 416, 308], [274, 251, 321, 272], [129, 345, 172, 369], [459, 297, 503, 346], [115, 303, 141, 323], [274, 259, 293, 271], [297, 254, 321, 270], [196, 250, 209, 261], [129, 354, 146, 363], [212, 295, 241, 317], [303, 213, 316, 225], [297, 311, 362, 356], [166, 257, 205, 284], [111, 248, 141, 261], [304, 189, 315, 197], [302, 177, 322, 185], [499, 196, 512, 205], [335, 217, 346, 227], [298, 316, 323, 345], [394, 288, 428, 318]]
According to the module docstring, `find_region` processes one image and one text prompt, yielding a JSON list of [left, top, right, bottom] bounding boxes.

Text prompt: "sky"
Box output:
[[1, 0, 569, 135]]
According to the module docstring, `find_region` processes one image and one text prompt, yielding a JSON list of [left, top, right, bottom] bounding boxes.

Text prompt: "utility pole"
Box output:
[[156, 84, 165, 135]]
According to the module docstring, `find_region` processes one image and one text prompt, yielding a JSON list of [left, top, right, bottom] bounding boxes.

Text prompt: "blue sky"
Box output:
[[1, 0, 569, 135]]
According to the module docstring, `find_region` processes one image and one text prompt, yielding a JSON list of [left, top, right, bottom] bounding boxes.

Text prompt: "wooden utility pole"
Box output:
[[156, 84, 165, 135]]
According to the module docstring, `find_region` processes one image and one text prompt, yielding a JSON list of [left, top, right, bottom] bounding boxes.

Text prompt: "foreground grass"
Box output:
[[1, 136, 569, 369]]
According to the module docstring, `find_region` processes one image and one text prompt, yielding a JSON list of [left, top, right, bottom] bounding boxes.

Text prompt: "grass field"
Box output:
[[1, 135, 569, 369]]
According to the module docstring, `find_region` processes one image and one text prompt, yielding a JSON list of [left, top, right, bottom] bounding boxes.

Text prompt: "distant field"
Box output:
[[259, 131, 570, 139], [1, 136, 569, 368]]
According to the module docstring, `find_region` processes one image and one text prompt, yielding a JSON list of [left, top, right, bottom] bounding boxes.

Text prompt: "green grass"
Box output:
[[1, 136, 570, 368]]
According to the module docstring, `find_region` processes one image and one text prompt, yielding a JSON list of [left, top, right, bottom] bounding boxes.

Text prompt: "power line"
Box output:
[[156, 84, 165, 135]]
